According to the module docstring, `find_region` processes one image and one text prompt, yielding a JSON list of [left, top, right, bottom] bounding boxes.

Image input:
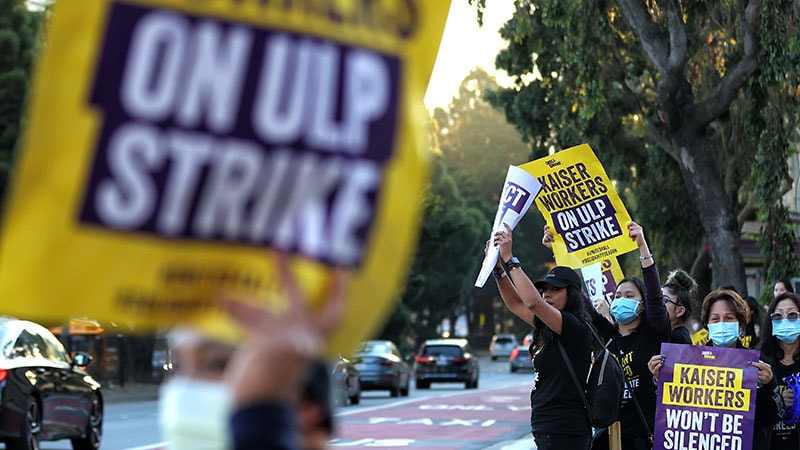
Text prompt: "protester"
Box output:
[[743, 295, 764, 349], [775, 279, 796, 299], [158, 254, 349, 450], [160, 327, 237, 449], [649, 289, 784, 448], [160, 325, 337, 450], [545, 221, 669, 450], [491, 223, 594, 450], [662, 269, 697, 345], [760, 292, 800, 449], [223, 257, 347, 450]]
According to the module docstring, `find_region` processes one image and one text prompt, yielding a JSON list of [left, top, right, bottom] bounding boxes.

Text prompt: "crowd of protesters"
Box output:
[[487, 221, 799, 450]]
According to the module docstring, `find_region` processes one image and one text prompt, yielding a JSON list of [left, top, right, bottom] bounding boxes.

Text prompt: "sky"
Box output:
[[423, 1, 516, 111]]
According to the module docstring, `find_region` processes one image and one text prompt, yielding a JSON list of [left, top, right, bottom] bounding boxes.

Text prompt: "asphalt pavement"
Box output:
[[103, 381, 161, 404]]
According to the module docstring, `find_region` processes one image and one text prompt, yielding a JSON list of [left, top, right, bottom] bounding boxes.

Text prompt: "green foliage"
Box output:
[[398, 154, 489, 341], [749, 0, 800, 302], [0, 0, 43, 197], [379, 69, 553, 346], [476, 0, 800, 289]]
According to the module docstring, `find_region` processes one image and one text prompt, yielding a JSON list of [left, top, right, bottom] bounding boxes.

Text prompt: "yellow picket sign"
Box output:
[[0, 0, 450, 353], [520, 143, 638, 269]]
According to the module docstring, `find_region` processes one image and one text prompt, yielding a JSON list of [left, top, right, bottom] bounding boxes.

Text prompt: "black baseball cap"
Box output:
[[534, 266, 583, 292]]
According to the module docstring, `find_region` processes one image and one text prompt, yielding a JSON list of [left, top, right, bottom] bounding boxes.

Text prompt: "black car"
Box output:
[[351, 340, 410, 397], [0, 318, 102, 450], [414, 338, 479, 389]]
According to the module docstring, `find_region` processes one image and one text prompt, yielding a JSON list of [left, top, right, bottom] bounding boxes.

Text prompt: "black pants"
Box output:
[[533, 432, 591, 450]]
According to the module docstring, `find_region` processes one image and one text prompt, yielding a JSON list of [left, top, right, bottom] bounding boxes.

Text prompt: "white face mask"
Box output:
[[159, 377, 233, 450]]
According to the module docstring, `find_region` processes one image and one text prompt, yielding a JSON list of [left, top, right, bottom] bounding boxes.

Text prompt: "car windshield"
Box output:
[[495, 337, 514, 344], [423, 345, 462, 358], [358, 342, 390, 354]]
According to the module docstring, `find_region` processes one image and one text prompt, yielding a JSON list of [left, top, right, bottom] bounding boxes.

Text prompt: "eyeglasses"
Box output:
[[770, 311, 800, 321], [662, 296, 682, 307]]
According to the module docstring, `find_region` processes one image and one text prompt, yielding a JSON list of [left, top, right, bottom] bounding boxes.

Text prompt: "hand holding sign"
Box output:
[[474, 166, 542, 287]]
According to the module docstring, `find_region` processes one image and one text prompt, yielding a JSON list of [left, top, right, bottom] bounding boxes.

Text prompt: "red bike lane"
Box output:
[[330, 382, 534, 449]]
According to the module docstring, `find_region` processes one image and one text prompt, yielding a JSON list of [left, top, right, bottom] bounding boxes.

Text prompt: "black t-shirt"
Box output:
[[668, 326, 692, 345], [529, 312, 593, 435], [613, 321, 668, 440], [771, 359, 800, 450]]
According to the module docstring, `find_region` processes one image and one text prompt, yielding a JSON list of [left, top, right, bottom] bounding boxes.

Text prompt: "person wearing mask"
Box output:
[[760, 292, 800, 449], [545, 221, 670, 450], [743, 295, 764, 349], [491, 223, 594, 450], [157, 253, 348, 450], [775, 279, 796, 299], [662, 269, 697, 345], [160, 326, 336, 450], [650, 289, 784, 448]]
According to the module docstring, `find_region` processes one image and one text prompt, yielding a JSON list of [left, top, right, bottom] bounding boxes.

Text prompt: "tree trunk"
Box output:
[[672, 136, 746, 291]]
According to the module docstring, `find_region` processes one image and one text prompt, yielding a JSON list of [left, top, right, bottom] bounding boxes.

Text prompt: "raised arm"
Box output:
[[629, 221, 669, 334], [495, 223, 566, 334]]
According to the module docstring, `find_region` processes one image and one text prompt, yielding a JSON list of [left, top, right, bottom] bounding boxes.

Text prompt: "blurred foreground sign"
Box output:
[[0, 0, 450, 352]]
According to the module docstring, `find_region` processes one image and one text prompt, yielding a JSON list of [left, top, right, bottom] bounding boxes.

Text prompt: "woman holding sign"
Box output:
[[491, 224, 594, 450], [650, 289, 783, 449], [760, 292, 800, 449], [546, 221, 670, 450]]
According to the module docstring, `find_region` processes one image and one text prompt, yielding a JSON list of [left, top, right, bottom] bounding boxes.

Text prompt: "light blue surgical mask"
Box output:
[[773, 319, 800, 344], [707, 321, 740, 347], [610, 298, 641, 324]]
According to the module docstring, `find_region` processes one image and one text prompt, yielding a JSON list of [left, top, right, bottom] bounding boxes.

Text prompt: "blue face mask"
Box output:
[[707, 321, 740, 347], [610, 298, 641, 324], [773, 319, 800, 344]]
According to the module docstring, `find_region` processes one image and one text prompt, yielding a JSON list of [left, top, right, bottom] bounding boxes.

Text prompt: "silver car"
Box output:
[[489, 334, 518, 361]]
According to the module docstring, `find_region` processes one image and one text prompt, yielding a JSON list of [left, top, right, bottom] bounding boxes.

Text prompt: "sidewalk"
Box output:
[[102, 381, 161, 404]]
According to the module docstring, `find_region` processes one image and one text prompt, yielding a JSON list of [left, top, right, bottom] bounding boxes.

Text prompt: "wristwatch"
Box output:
[[504, 257, 521, 271]]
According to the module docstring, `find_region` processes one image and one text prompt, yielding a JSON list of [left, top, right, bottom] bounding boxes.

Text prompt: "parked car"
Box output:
[[489, 333, 518, 361], [509, 344, 534, 373], [351, 340, 410, 397], [331, 356, 361, 406], [414, 338, 479, 389], [0, 317, 103, 450]]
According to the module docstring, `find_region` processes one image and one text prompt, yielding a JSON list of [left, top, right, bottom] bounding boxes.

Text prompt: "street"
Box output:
[[34, 355, 536, 449]]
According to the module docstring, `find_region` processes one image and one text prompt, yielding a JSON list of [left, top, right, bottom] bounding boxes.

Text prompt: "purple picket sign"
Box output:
[[654, 343, 759, 450]]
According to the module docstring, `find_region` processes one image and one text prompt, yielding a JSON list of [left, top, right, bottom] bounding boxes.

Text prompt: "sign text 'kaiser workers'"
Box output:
[[0, 0, 451, 351], [520, 143, 637, 269]]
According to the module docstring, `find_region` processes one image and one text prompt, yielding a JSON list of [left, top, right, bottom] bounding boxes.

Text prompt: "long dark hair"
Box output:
[[743, 295, 763, 326], [759, 292, 800, 362], [663, 269, 698, 325], [529, 284, 590, 355]]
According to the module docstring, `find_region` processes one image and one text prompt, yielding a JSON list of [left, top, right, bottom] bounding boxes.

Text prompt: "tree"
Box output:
[[475, 0, 800, 291], [397, 154, 488, 343], [0, 0, 43, 196]]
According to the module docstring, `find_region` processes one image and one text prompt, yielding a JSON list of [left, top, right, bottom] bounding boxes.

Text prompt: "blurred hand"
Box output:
[[492, 223, 514, 262], [784, 387, 794, 410], [627, 221, 646, 247], [749, 360, 774, 386], [648, 354, 664, 380], [223, 254, 349, 406], [542, 224, 554, 250], [593, 298, 613, 324]]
